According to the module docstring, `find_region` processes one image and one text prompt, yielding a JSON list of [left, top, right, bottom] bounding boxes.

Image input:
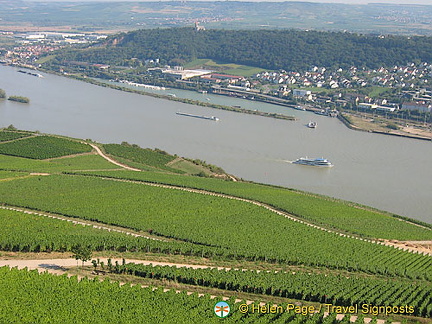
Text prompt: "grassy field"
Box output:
[[103, 142, 227, 176], [0, 170, 28, 180], [184, 59, 266, 77], [35, 54, 56, 64], [167, 159, 214, 176]]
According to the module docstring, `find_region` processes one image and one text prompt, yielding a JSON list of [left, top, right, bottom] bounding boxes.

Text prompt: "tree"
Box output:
[[6, 124, 17, 131], [71, 245, 93, 267], [0, 89, 5, 99]]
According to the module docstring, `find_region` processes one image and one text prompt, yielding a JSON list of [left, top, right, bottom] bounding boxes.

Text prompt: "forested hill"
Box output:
[[53, 28, 432, 71]]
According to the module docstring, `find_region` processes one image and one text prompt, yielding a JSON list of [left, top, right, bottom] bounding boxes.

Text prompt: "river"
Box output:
[[0, 65, 431, 224]]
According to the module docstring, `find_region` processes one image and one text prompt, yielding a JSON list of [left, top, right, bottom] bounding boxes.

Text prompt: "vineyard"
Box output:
[[0, 135, 92, 159], [0, 206, 234, 255], [72, 170, 432, 241], [103, 143, 182, 173], [0, 174, 430, 280], [0, 266, 382, 323], [0, 131, 31, 142], [0, 152, 120, 173], [118, 263, 432, 317], [0, 208, 183, 253]]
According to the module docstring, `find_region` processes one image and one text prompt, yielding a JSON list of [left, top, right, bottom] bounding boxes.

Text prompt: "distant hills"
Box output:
[[49, 28, 432, 72], [1, 1, 432, 35]]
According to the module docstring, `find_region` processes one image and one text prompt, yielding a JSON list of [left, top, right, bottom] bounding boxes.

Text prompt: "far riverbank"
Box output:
[[34, 67, 296, 122], [338, 112, 432, 141]]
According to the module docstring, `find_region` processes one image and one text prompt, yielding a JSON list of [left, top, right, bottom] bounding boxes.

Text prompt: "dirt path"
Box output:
[[384, 240, 432, 255], [0, 205, 165, 242], [43, 151, 96, 161], [0, 258, 228, 272], [165, 156, 183, 166], [0, 134, 38, 144], [87, 143, 141, 171]]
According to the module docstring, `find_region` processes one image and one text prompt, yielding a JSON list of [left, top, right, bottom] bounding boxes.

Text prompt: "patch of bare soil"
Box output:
[[384, 240, 432, 256]]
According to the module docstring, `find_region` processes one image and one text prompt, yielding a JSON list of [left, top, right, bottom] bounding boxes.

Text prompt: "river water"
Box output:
[[0, 65, 431, 224]]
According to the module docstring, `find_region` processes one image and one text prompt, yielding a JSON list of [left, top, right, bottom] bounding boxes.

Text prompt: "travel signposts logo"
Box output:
[[214, 301, 230, 318]]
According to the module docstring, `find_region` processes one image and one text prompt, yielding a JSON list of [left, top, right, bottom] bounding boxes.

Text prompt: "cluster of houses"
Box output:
[[256, 62, 431, 90], [0, 31, 108, 65], [1, 44, 59, 63], [158, 63, 432, 113], [286, 86, 431, 113], [14, 32, 107, 44], [248, 63, 432, 113], [366, 63, 431, 89]]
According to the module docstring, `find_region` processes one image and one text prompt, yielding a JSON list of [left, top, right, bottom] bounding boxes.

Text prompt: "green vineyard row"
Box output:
[[118, 263, 432, 318], [0, 136, 92, 159], [103, 143, 183, 173], [0, 131, 31, 142], [0, 266, 389, 323], [74, 170, 432, 240], [0, 207, 226, 255]]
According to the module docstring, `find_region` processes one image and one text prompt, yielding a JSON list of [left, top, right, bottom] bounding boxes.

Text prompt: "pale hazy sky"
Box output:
[[24, 0, 432, 4]]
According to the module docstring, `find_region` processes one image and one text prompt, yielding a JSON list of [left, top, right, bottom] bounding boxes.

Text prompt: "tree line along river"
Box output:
[[0, 65, 431, 224]]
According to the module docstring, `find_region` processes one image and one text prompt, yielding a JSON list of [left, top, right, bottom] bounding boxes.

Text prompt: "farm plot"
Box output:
[[0, 136, 92, 159]]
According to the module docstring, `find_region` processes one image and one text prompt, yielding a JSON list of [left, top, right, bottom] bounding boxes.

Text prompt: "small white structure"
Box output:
[[358, 103, 378, 110], [293, 89, 312, 100]]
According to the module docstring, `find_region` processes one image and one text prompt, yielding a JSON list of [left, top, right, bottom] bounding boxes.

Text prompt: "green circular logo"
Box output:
[[214, 301, 230, 318]]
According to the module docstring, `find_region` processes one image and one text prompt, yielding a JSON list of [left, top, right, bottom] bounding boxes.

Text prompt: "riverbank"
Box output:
[[338, 112, 432, 141]]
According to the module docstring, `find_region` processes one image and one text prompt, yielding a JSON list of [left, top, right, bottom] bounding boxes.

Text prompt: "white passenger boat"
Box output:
[[293, 157, 333, 167], [307, 121, 317, 128]]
